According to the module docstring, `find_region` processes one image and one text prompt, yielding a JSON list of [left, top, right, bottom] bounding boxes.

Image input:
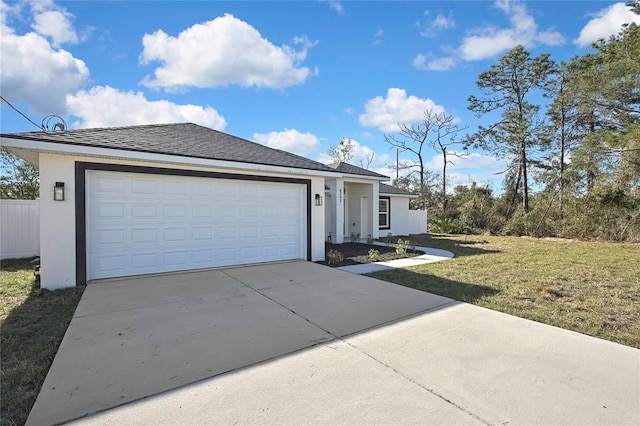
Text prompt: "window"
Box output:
[[379, 197, 390, 230]]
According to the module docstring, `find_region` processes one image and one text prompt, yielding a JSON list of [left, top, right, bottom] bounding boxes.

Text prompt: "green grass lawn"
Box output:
[[1, 236, 638, 425], [371, 234, 640, 349], [1, 258, 83, 426]]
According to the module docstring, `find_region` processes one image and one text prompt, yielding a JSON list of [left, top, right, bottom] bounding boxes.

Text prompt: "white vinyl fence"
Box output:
[[407, 210, 428, 235], [1, 199, 40, 260]]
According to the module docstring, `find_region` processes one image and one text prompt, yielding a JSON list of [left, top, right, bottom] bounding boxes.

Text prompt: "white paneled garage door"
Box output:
[[87, 171, 305, 280]]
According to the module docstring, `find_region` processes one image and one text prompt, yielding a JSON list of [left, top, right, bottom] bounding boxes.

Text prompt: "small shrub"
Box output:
[[326, 249, 345, 266], [350, 232, 361, 242], [396, 238, 411, 256], [430, 218, 466, 234], [366, 234, 374, 244], [368, 249, 380, 262]]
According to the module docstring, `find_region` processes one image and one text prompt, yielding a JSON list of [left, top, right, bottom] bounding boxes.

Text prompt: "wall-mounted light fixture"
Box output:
[[339, 189, 342, 203], [54, 182, 65, 201], [315, 193, 323, 206]]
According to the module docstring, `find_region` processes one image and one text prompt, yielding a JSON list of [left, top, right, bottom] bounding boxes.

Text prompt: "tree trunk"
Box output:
[[442, 147, 447, 215], [507, 165, 522, 218], [521, 141, 529, 211]]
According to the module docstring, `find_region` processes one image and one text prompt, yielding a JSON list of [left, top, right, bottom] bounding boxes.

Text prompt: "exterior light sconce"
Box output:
[[54, 182, 65, 201], [315, 194, 323, 206], [339, 189, 342, 203]]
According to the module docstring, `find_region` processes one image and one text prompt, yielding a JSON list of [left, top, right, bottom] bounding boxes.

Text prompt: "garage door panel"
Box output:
[[192, 227, 213, 240], [192, 205, 213, 218], [95, 229, 126, 245], [282, 244, 299, 256], [163, 205, 186, 219], [163, 228, 187, 242], [88, 171, 305, 280], [131, 252, 160, 269], [131, 203, 157, 219], [93, 202, 126, 220], [240, 185, 260, 198], [163, 180, 187, 195], [192, 249, 213, 263], [164, 251, 188, 266], [96, 176, 126, 193], [96, 254, 127, 274], [131, 178, 157, 194], [192, 182, 213, 196], [132, 228, 159, 244], [217, 183, 237, 197]]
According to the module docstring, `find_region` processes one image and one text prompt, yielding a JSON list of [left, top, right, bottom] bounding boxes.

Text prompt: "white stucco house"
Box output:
[[1, 123, 426, 290]]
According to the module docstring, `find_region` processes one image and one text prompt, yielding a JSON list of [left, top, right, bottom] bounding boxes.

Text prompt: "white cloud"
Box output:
[[0, 31, 89, 114], [419, 10, 455, 37], [432, 14, 455, 30], [0, 0, 88, 114], [416, 1, 565, 71], [1, 1, 23, 35], [373, 26, 383, 46], [574, 2, 640, 47], [328, 1, 344, 16], [140, 14, 317, 90], [30, 1, 79, 47], [413, 54, 456, 71], [66, 86, 227, 130], [359, 88, 447, 132], [458, 0, 565, 61], [253, 129, 320, 157]]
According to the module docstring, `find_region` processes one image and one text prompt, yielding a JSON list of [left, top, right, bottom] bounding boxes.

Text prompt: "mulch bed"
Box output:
[[320, 242, 424, 267]]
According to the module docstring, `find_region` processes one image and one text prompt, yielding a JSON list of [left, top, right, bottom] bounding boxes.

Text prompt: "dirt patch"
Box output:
[[321, 242, 424, 267]]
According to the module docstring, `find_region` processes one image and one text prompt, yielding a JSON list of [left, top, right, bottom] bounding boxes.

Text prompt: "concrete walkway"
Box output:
[[27, 261, 639, 425], [337, 242, 454, 274]]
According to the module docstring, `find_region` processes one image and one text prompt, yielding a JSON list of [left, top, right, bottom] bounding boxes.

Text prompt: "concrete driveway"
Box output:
[[28, 261, 639, 425]]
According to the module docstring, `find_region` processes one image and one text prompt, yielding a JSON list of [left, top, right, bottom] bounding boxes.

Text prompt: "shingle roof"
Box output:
[[1, 123, 337, 173], [328, 162, 388, 179], [379, 182, 414, 196]]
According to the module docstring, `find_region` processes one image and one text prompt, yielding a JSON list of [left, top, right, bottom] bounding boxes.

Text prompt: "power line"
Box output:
[[0, 96, 44, 131]]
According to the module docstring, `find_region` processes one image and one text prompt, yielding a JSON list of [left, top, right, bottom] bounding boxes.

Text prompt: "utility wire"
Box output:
[[0, 96, 43, 131]]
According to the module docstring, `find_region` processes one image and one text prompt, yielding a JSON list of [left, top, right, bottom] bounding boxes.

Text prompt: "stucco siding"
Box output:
[[38, 153, 325, 290]]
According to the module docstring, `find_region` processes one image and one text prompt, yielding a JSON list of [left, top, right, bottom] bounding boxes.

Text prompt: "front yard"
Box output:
[[1, 258, 83, 426], [370, 234, 640, 349], [1, 234, 638, 425]]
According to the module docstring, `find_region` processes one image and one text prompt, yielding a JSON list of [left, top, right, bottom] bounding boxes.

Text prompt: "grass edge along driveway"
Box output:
[[1, 257, 84, 426], [370, 234, 640, 350]]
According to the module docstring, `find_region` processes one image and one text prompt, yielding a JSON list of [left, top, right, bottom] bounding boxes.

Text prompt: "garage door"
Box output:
[[87, 171, 305, 280]]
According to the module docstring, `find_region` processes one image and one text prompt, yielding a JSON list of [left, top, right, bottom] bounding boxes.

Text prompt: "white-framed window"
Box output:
[[379, 197, 390, 229]]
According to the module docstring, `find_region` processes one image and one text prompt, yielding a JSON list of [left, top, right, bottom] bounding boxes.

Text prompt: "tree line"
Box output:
[[387, 11, 639, 242]]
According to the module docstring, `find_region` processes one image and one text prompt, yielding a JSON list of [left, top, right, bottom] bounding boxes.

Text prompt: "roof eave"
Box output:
[[0, 136, 342, 178]]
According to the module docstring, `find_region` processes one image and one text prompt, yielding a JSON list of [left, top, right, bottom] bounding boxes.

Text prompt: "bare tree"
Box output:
[[328, 137, 355, 163], [358, 151, 375, 169], [384, 109, 466, 214]]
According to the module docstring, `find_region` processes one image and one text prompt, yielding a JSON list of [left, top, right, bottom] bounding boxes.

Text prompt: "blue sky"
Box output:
[[1, 0, 638, 191]]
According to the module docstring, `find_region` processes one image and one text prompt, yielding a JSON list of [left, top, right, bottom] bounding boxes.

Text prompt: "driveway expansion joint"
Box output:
[[219, 269, 486, 423], [345, 338, 494, 426], [220, 269, 338, 339]]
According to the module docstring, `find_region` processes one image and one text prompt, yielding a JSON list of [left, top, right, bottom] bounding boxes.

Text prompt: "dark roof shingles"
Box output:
[[379, 182, 414, 195], [1, 123, 336, 173], [328, 161, 388, 178]]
